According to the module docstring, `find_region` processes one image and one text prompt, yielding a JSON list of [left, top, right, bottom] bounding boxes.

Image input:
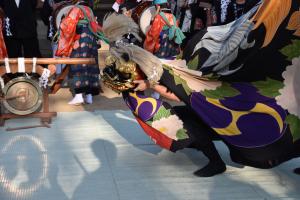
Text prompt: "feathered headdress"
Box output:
[[102, 13, 142, 43], [102, 13, 163, 82]]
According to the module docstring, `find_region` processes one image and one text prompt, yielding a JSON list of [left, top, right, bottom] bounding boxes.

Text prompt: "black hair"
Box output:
[[119, 1, 139, 11], [121, 53, 130, 62], [158, 3, 170, 9], [77, 0, 93, 8], [158, 3, 172, 13]]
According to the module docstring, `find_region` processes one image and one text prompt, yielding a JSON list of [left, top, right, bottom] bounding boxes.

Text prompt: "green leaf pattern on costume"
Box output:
[[163, 65, 193, 96], [187, 56, 199, 70], [153, 106, 172, 121], [201, 82, 240, 100], [176, 52, 183, 59], [286, 114, 300, 142], [176, 128, 189, 140], [280, 40, 300, 61], [252, 78, 284, 98]]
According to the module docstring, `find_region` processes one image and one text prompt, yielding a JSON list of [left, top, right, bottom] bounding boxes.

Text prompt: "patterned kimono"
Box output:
[[144, 11, 185, 59], [124, 90, 217, 152], [56, 5, 102, 95], [127, 0, 300, 169]]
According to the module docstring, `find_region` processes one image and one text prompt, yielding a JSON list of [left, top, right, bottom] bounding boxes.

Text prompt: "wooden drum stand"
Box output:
[[0, 58, 96, 130]]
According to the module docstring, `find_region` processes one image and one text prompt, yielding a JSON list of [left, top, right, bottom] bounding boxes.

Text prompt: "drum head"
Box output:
[[139, 6, 156, 35], [132, 1, 151, 24], [55, 5, 74, 29], [3, 77, 43, 115]]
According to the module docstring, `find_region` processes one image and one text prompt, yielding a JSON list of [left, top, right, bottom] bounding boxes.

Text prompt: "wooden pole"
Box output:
[[41, 88, 52, 124], [51, 65, 70, 94], [0, 112, 57, 119], [0, 58, 96, 76], [0, 64, 55, 77], [6, 122, 51, 131], [0, 58, 96, 65]]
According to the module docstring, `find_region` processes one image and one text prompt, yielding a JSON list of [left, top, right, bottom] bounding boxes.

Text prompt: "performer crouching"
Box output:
[[102, 0, 300, 177], [102, 13, 226, 177]]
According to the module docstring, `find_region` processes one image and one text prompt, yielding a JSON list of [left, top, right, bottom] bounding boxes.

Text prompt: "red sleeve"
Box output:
[[55, 7, 82, 57], [84, 6, 102, 33], [143, 15, 164, 53], [116, 0, 125, 4], [0, 20, 7, 59]]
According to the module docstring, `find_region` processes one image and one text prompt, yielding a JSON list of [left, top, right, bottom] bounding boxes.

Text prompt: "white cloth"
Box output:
[[4, 17, 13, 36], [39, 69, 51, 88], [32, 57, 37, 73], [0, 76, 4, 89], [112, 2, 120, 12], [18, 57, 25, 73], [4, 58, 11, 73], [15, 0, 20, 8]]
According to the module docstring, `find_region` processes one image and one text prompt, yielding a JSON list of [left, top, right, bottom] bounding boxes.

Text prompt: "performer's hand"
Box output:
[[133, 80, 150, 91]]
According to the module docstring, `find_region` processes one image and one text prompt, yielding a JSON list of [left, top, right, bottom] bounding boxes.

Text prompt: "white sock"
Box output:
[[85, 94, 93, 104], [68, 93, 84, 105]]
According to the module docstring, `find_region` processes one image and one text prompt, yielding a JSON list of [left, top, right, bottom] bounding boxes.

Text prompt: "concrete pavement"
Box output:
[[0, 110, 300, 200]]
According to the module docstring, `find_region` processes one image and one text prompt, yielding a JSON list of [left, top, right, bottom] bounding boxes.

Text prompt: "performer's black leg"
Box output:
[[194, 141, 226, 177], [22, 37, 42, 58], [162, 67, 226, 177], [174, 106, 226, 177], [293, 168, 300, 175], [4, 37, 22, 57]]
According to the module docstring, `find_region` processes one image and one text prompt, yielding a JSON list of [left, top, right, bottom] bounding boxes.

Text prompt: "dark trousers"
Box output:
[[174, 105, 223, 163], [160, 67, 223, 162], [4, 37, 41, 58]]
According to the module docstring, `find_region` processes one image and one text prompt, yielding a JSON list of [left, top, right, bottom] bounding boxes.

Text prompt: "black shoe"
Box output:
[[293, 168, 300, 175], [194, 161, 226, 177]]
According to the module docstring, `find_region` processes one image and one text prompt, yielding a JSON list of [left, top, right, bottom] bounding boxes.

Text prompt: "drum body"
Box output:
[[3, 77, 43, 115], [132, 1, 151, 23], [132, 2, 156, 35]]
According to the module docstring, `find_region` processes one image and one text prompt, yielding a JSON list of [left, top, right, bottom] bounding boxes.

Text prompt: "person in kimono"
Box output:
[[144, 0, 185, 59], [102, 13, 226, 177], [55, 0, 106, 105], [0, 0, 41, 58]]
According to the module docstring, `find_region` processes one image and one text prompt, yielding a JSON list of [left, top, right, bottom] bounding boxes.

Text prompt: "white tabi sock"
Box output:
[[68, 93, 84, 105], [85, 94, 93, 104]]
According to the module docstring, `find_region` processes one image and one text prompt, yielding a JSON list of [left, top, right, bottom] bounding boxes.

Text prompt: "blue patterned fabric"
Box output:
[[155, 29, 180, 59], [70, 24, 100, 95]]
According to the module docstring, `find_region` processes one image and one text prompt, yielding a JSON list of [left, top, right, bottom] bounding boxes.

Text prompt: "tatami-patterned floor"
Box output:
[[0, 111, 300, 200]]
